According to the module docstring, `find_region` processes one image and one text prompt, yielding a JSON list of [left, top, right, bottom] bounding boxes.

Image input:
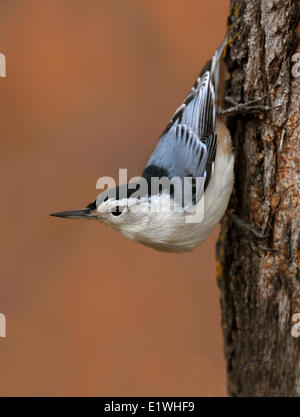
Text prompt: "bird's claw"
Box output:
[[226, 210, 266, 239], [218, 92, 281, 117], [226, 210, 276, 252]]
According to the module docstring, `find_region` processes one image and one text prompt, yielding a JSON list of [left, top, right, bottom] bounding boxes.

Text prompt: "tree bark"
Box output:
[[217, 0, 300, 397]]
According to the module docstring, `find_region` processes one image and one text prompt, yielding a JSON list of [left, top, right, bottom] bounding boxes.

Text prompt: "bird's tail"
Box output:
[[210, 36, 228, 110], [160, 36, 228, 137]]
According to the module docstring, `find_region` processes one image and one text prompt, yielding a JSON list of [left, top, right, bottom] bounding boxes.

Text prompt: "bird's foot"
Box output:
[[218, 93, 280, 117], [226, 210, 266, 239], [226, 210, 274, 251]]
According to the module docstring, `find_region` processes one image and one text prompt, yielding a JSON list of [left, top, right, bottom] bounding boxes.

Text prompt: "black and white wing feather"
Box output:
[[143, 68, 217, 194]]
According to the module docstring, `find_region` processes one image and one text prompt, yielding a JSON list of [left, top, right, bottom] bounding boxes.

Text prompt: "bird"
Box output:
[[50, 40, 234, 253]]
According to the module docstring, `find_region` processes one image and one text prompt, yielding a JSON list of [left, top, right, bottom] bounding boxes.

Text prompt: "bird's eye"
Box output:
[[110, 206, 126, 217]]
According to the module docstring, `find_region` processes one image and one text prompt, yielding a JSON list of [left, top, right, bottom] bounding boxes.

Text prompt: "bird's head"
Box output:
[[50, 183, 144, 224], [50, 181, 189, 251]]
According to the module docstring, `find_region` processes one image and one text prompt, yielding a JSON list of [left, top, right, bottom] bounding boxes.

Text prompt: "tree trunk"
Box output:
[[217, 0, 300, 397]]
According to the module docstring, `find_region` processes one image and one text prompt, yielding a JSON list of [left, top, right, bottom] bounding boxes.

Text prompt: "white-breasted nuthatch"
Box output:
[[51, 41, 234, 252]]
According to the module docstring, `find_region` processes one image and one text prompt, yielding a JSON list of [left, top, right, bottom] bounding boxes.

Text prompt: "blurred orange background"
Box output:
[[0, 0, 229, 396]]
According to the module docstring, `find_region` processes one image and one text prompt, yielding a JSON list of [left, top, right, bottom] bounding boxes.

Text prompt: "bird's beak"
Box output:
[[49, 207, 97, 220]]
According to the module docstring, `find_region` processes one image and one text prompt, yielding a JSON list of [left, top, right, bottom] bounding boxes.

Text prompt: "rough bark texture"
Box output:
[[217, 0, 300, 397]]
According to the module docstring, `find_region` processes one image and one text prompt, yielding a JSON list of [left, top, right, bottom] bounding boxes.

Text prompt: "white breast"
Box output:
[[120, 120, 234, 252]]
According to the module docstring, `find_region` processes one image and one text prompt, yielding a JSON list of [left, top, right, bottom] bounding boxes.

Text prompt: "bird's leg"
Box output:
[[218, 93, 280, 117], [226, 210, 274, 251], [226, 210, 266, 238]]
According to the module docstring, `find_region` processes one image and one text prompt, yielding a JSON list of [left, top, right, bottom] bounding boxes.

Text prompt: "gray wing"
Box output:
[[143, 70, 217, 187]]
